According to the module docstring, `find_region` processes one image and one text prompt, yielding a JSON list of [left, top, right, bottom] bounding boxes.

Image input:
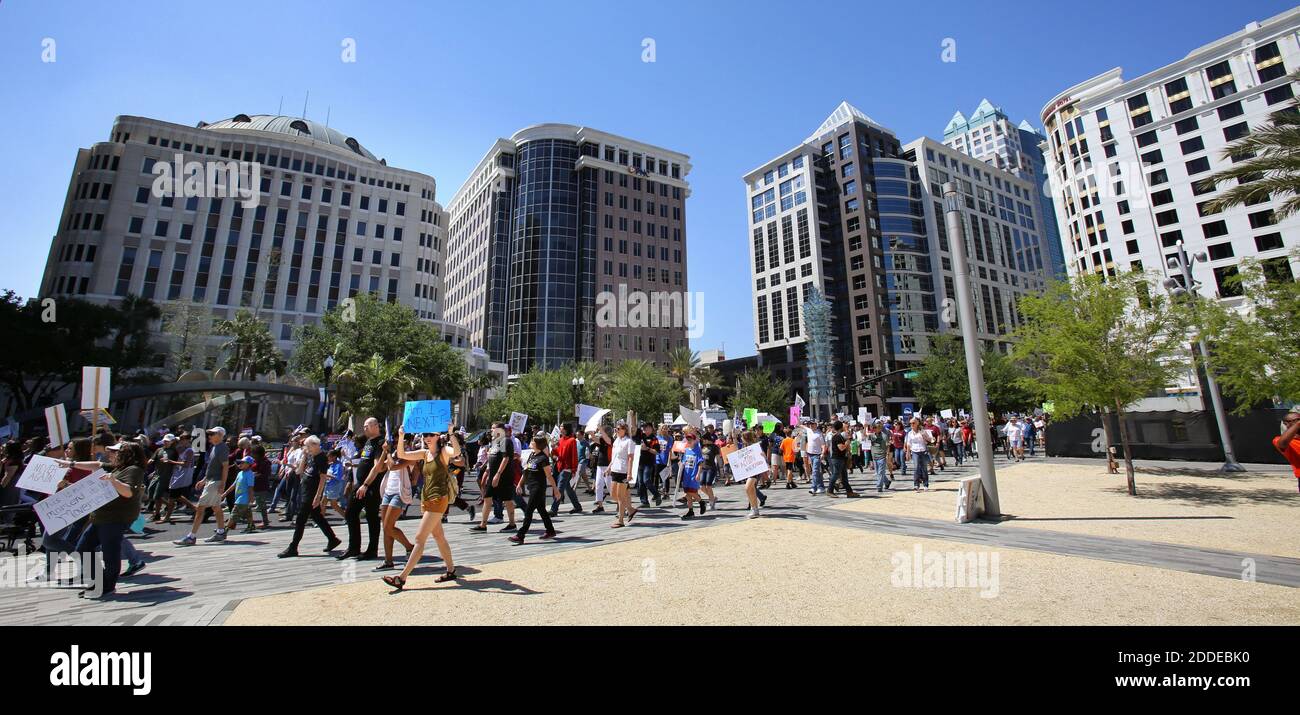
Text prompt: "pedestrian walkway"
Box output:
[[0, 452, 1292, 625]]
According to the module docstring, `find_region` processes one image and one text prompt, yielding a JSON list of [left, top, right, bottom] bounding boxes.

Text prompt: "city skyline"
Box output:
[[1, 0, 1295, 359]]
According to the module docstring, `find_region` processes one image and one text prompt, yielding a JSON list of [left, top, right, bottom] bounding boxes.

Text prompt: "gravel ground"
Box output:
[[225, 518, 1300, 626], [833, 461, 1300, 558]]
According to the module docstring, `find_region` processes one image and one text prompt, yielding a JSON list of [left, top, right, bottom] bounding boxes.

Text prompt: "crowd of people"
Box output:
[[0, 409, 1055, 598]]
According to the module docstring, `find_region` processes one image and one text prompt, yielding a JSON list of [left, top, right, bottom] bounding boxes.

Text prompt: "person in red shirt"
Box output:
[[549, 424, 582, 516], [1274, 408, 1300, 493]]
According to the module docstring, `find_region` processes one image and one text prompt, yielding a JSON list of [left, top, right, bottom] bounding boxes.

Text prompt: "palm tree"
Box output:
[[334, 353, 417, 426], [109, 294, 161, 357], [1202, 71, 1300, 217], [214, 310, 284, 380], [666, 346, 699, 388]]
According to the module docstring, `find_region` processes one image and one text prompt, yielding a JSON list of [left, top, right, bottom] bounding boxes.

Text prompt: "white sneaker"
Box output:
[[204, 531, 226, 543], [748, 508, 760, 519], [488, 515, 502, 524]]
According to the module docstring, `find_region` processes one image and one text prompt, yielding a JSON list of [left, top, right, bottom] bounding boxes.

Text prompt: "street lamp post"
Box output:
[[942, 182, 1001, 517], [320, 355, 335, 434], [1163, 242, 1245, 472], [571, 376, 585, 423]]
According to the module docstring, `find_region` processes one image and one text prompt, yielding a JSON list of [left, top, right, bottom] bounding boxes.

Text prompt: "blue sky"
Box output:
[[0, 0, 1294, 358]]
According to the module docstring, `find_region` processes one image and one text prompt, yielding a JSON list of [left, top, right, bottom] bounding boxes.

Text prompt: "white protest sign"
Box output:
[[678, 405, 702, 429], [941, 409, 954, 419], [550, 425, 561, 445], [508, 412, 528, 434], [857, 407, 868, 424], [728, 443, 769, 481], [662, 413, 673, 425], [34, 469, 117, 533], [16, 454, 69, 495], [80, 366, 111, 411], [45, 404, 70, 446], [584, 408, 611, 434], [576, 404, 602, 426]]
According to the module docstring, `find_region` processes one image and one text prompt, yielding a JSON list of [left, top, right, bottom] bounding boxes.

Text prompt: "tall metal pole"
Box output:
[[942, 182, 1001, 517], [1174, 242, 1244, 472]]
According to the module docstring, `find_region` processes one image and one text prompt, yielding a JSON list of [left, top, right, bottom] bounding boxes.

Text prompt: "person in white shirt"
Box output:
[[1005, 417, 1025, 462], [905, 418, 934, 490], [607, 424, 637, 528], [806, 425, 826, 495]]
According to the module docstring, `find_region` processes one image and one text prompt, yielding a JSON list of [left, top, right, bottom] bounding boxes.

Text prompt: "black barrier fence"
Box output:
[[1045, 408, 1289, 464]]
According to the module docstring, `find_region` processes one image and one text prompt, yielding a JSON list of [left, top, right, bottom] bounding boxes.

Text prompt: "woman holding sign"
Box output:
[[384, 427, 461, 589], [71, 441, 147, 599]]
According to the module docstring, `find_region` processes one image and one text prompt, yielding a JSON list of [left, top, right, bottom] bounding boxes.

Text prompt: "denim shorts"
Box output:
[[380, 492, 405, 509], [699, 469, 716, 487]]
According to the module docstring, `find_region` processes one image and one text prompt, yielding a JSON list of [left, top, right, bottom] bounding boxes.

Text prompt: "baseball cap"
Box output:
[[240, 455, 255, 465], [162, 433, 177, 443], [206, 426, 227, 438]]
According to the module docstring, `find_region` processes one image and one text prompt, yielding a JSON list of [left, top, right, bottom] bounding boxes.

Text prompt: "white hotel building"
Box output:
[[1041, 8, 1300, 297]]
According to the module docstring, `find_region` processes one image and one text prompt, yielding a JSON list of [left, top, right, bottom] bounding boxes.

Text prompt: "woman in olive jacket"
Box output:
[[71, 440, 147, 599]]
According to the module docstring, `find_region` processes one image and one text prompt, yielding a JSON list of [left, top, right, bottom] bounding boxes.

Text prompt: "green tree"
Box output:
[[1013, 272, 1191, 495], [912, 334, 970, 411], [604, 359, 684, 423], [292, 293, 467, 399], [1202, 71, 1300, 217], [666, 346, 699, 388], [982, 348, 1044, 415], [334, 353, 417, 426], [159, 300, 211, 381], [1200, 255, 1300, 412], [0, 292, 162, 414], [729, 368, 790, 416], [214, 309, 284, 379]]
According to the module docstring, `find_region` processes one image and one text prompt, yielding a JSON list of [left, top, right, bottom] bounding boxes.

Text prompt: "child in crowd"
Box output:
[[323, 449, 347, 519], [223, 456, 258, 534]]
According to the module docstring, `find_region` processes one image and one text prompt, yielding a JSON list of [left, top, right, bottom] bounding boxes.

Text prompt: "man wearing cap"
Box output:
[[174, 426, 230, 546], [148, 434, 179, 522], [339, 417, 386, 560]]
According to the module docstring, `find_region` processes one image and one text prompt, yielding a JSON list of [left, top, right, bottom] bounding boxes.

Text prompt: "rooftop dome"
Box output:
[[201, 114, 379, 162]]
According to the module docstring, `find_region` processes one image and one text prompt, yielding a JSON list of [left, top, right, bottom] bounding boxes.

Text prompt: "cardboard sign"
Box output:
[[728, 443, 769, 481], [16, 454, 69, 495], [402, 400, 452, 433], [720, 444, 737, 464], [80, 366, 111, 411], [508, 412, 528, 434], [34, 469, 117, 533]]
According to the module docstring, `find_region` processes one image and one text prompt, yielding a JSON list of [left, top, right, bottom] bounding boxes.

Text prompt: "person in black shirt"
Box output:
[[634, 423, 661, 507], [509, 435, 558, 544], [338, 418, 386, 560], [278, 435, 341, 557], [827, 421, 857, 497]]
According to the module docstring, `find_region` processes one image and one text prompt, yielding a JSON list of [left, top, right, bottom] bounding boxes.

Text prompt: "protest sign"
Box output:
[[584, 408, 610, 433], [728, 443, 768, 481], [80, 366, 111, 411], [16, 454, 68, 495], [742, 408, 757, 427], [576, 404, 602, 426], [678, 405, 702, 429], [34, 469, 116, 533], [402, 400, 452, 433], [508, 412, 528, 433]]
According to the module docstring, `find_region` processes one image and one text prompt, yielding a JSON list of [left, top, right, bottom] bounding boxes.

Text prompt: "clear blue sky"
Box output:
[[1, 0, 1294, 358]]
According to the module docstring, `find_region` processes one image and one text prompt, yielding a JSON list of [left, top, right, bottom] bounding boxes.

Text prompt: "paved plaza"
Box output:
[[2, 454, 1296, 626]]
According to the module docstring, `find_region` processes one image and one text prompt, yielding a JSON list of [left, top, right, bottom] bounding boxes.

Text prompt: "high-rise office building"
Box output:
[[1040, 8, 1299, 296], [744, 102, 1052, 415], [943, 99, 1067, 278], [39, 113, 458, 370], [445, 124, 691, 377]]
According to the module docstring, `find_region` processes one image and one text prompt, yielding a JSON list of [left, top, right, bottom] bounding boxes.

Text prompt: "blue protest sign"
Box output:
[[402, 400, 452, 433]]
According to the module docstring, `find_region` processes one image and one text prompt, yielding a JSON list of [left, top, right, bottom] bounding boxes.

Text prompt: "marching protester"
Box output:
[[472, 422, 518, 532], [1275, 407, 1300, 493], [511, 434, 558, 544], [72, 440, 146, 599], [174, 426, 230, 546], [375, 440, 414, 570], [906, 418, 934, 491], [384, 426, 462, 589], [589, 425, 613, 514], [607, 423, 636, 527], [277, 435, 341, 558], [340, 418, 386, 560], [868, 421, 891, 492], [549, 424, 582, 517], [677, 429, 706, 519]]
